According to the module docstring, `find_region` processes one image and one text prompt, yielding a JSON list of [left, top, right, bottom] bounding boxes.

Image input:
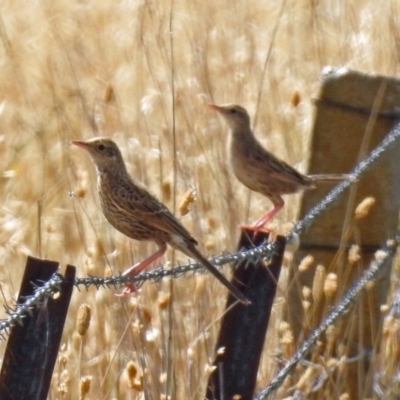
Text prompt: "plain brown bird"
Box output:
[[208, 104, 352, 232], [72, 137, 249, 304]]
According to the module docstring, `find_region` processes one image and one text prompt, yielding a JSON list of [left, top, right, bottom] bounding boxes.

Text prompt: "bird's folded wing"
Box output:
[[254, 149, 311, 186], [112, 182, 198, 245]]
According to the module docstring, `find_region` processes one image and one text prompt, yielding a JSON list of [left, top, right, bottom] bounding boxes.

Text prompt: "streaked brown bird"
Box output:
[[72, 137, 249, 304], [208, 104, 352, 232]]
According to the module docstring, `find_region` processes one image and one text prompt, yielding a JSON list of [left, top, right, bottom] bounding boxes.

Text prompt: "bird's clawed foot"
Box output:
[[239, 205, 283, 240], [114, 263, 143, 297], [115, 263, 146, 297], [239, 223, 273, 241], [115, 282, 137, 297], [115, 245, 167, 297]]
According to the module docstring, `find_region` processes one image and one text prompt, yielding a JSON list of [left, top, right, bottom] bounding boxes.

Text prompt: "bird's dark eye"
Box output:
[[230, 109, 237, 114], [98, 144, 105, 151]]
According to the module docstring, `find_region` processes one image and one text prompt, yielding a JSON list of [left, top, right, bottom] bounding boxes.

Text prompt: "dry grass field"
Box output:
[[0, 0, 399, 399]]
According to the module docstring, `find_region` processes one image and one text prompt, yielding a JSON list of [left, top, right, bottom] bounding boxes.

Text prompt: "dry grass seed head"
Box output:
[[298, 255, 314, 272], [301, 286, 312, 313], [324, 273, 338, 299], [291, 89, 301, 107], [204, 238, 217, 252], [302, 286, 312, 300], [383, 316, 400, 358], [381, 304, 390, 313], [79, 376, 92, 400], [302, 299, 311, 312], [278, 321, 290, 333], [83, 255, 96, 276], [125, 361, 144, 391], [58, 347, 68, 369], [158, 292, 171, 310], [161, 179, 172, 202], [312, 264, 326, 304], [57, 369, 70, 397], [354, 196, 376, 220], [76, 303, 91, 336], [179, 188, 196, 216], [279, 321, 294, 358], [348, 244, 361, 264]]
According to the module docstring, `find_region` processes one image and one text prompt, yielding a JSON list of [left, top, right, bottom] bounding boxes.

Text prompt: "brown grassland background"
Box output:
[[0, 0, 399, 399]]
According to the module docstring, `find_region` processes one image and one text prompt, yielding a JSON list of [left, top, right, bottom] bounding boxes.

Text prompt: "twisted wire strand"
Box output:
[[0, 273, 63, 339]]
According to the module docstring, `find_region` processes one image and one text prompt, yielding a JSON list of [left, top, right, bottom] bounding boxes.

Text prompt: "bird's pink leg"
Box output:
[[116, 243, 167, 297], [240, 201, 284, 236], [253, 202, 284, 229]]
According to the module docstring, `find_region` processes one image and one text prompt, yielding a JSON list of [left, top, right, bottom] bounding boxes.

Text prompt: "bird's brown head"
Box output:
[[71, 137, 127, 175], [208, 104, 251, 132]]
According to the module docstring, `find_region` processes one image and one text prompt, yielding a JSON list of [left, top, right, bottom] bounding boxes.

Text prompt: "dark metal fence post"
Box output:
[[206, 230, 285, 400], [0, 256, 75, 400]]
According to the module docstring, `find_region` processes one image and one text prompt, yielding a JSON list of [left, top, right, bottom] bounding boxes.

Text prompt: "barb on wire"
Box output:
[[254, 236, 399, 400], [0, 273, 63, 339]]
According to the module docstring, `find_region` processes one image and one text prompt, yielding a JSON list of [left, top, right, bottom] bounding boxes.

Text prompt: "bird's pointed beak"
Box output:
[[71, 140, 97, 155], [207, 104, 225, 113], [71, 140, 89, 149]]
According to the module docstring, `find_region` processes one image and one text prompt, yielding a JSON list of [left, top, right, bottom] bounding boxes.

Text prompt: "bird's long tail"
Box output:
[[308, 173, 356, 183], [184, 243, 250, 305]]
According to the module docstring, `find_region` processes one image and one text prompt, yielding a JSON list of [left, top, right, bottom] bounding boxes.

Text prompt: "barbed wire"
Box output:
[[74, 240, 280, 288], [254, 236, 399, 400], [0, 273, 64, 339], [1, 119, 400, 341]]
